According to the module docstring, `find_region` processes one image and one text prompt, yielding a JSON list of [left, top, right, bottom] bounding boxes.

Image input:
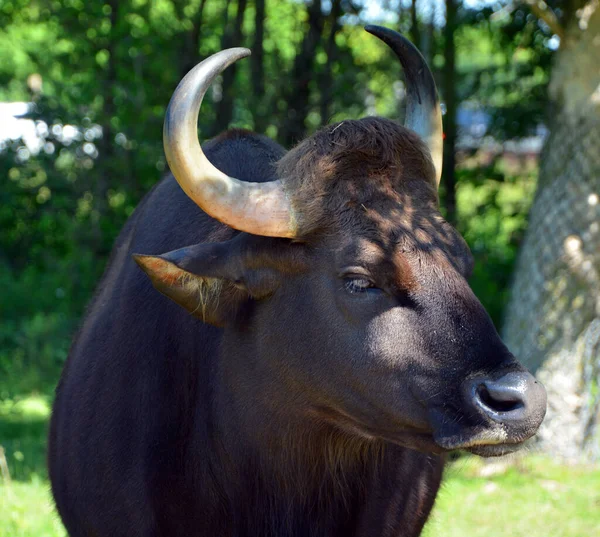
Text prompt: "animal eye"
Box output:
[[344, 277, 377, 294]]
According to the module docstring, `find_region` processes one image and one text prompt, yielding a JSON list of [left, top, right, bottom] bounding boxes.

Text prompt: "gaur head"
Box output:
[[135, 26, 546, 457]]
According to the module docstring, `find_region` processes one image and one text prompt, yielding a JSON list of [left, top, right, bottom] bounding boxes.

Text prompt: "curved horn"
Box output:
[[164, 48, 297, 238], [365, 25, 443, 187]]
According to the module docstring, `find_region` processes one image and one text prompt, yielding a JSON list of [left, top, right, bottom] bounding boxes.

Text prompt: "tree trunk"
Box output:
[[93, 0, 119, 256], [410, 0, 421, 50], [278, 0, 324, 147], [318, 0, 342, 126], [174, 0, 208, 78], [251, 0, 267, 133], [503, 4, 600, 462], [212, 0, 248, 136], [442, 0, 458, 225], [424, 0, 436, 66]]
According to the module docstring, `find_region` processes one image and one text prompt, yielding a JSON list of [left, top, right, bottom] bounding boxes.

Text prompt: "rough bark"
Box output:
[[503, 3, 600, 462]]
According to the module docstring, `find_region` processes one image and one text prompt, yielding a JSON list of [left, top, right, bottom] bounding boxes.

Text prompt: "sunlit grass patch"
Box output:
[[423, 454, 600, 537], [0, 479, 66, 537]]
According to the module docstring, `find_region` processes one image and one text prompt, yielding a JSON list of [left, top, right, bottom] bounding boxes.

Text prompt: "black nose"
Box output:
[[465, 371, 547, 428]]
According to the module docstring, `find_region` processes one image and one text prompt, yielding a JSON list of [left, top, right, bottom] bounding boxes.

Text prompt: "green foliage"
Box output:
[[457, 6, 554, 139], [0, 257, 101, 399], [455, 157, 538, 326], [0, 396, 50, 482]]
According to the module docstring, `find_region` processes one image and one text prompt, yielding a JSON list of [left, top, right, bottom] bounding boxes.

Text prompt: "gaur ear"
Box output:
[[133, 235, 304, 326]]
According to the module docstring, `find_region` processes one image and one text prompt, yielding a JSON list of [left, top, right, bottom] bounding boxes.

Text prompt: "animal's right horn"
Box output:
[[164, 48, 298, 238], [364, 25, 443, 187]]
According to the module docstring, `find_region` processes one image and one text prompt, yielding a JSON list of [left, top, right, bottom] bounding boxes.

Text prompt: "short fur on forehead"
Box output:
[[278, 117, 438, 237]]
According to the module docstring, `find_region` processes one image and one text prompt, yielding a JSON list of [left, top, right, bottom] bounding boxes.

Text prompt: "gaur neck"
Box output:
[[212, 334, 386, 535]]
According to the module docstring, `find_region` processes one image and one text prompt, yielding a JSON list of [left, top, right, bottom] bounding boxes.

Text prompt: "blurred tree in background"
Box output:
[[504, 0, 600, 462], [1, 0, 594, 468]]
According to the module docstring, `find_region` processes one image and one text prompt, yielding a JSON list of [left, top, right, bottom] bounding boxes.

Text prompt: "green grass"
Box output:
[[0, 480, 66, 537], [1, 397, 600, 537], [0, 395, 65, 537], [423, 455, 600, 537]]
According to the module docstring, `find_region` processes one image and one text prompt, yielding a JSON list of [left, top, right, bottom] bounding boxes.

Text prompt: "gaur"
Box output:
[[49, 26, 546, 537]]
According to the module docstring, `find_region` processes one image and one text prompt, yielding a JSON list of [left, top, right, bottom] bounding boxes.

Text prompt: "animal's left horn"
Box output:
[[364, 25, 443, 187], [164, 48, 297, 238]]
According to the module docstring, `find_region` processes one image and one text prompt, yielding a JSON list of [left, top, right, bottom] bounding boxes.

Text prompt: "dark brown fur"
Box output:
[[49, 123, 541, 537], [280, 117, 437, 237]]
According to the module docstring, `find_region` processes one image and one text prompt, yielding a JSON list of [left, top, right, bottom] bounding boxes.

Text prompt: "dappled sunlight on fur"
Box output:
[[278, 117, 438, 237]]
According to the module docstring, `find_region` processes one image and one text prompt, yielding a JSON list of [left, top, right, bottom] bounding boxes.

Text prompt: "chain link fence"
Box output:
[[503, 106, 600, 461]]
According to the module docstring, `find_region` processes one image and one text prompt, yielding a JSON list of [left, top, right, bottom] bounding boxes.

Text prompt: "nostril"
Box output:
[[464, 371, 546, 429], [476, 384, 524, 414]]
